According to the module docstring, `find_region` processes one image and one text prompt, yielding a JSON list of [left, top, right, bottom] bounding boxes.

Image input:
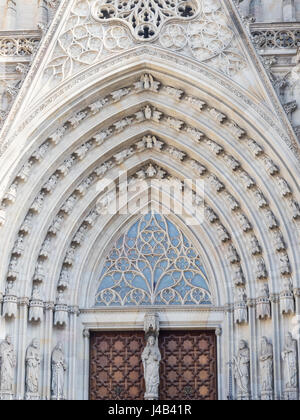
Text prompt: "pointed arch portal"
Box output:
[[0, 0, 299, 401]]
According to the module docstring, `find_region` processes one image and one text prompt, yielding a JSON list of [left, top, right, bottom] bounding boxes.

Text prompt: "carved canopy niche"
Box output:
[[95, 213, 212, 307]]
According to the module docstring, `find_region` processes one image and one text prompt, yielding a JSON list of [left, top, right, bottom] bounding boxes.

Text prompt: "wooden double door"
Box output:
[[89, 330, 217, 400]]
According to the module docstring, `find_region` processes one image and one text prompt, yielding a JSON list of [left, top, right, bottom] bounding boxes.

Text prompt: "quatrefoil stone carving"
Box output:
[[91, 0, 200, 41]]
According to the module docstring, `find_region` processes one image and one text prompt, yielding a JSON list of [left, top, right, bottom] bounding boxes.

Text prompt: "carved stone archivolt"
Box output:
[[2, 74, 298, 325]]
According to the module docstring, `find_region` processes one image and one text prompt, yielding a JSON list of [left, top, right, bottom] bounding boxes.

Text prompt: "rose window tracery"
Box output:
[[91, 0, 200, 40], [95, 213, 212, 306]]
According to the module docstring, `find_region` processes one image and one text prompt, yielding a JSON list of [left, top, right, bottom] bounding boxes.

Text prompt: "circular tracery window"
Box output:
[[91, 0, 200, 40]]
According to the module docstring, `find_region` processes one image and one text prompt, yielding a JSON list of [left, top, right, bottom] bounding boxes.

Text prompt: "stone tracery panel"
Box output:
[[91, 0, 200, 41], [45, 0, 246, 81], [95, 213, 212, 306]]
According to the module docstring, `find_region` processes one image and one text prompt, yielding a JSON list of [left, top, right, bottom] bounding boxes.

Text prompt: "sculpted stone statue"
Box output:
[[234, 340, 250, 400], [0, 335, 16, 399], [142, 335, 161, 400], [259, 337, 274, 400], [25, 339, 41, 400], [51, 342, 67, 400], [282, 332, 298, 400]]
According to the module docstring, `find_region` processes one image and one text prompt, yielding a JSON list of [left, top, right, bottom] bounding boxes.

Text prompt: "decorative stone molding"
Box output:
[[234, 288, 248, 324], [54, 291, 68, 327], [0, 31, 41, 57], [280, 279, 295, 315], [256, 284, 271, 320], [91, 0, 200, 41], [250, 23, 300, 50], [43, 0, 246, 84], [2, 76, 296, 316]]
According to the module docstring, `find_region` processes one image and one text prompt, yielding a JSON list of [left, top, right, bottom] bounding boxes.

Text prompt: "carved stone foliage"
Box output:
[[45, 0, 246, 82], [95, 213, 212, 306]]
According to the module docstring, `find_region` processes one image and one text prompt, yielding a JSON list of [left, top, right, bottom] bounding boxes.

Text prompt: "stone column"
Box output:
[[38, 0, 48, 31], [293, 288, 300, 400], [16, 297, 29, 400], [283, 0, 296, 22], [68, 306, 79, 400], [4, 0, 17, 30], [42, 302, 54, 400], [270, 294, 282, 400], [83, 329, 90, 401], [247, 298, 258, 400], [226, 304, 235, 400], [215, 327, 223, 400]]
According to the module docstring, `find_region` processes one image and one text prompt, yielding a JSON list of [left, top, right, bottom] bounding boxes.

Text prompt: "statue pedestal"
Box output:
[[0, 391, 14, 400], [144, 393, 158, 400], [283, 389, 298, 400], [261, 391, 273, 400], [25, 392, 40, 401], [237, 392, 250, 401]]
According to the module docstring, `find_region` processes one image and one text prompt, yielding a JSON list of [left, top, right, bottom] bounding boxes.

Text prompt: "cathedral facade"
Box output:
[[0, 0, 299, 400]]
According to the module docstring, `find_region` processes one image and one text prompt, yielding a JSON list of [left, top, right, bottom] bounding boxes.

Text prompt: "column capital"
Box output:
[[215, 327, 222, 337], [83, 329, 90, 339], [293, 288, 300, 298], [69, 306, 80, 316]]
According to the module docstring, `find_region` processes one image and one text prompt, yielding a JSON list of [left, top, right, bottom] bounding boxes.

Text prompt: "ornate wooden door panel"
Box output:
[[159, 331, 217, 400], [89, 331, 145, 400], [90, 330, 217, 400]]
